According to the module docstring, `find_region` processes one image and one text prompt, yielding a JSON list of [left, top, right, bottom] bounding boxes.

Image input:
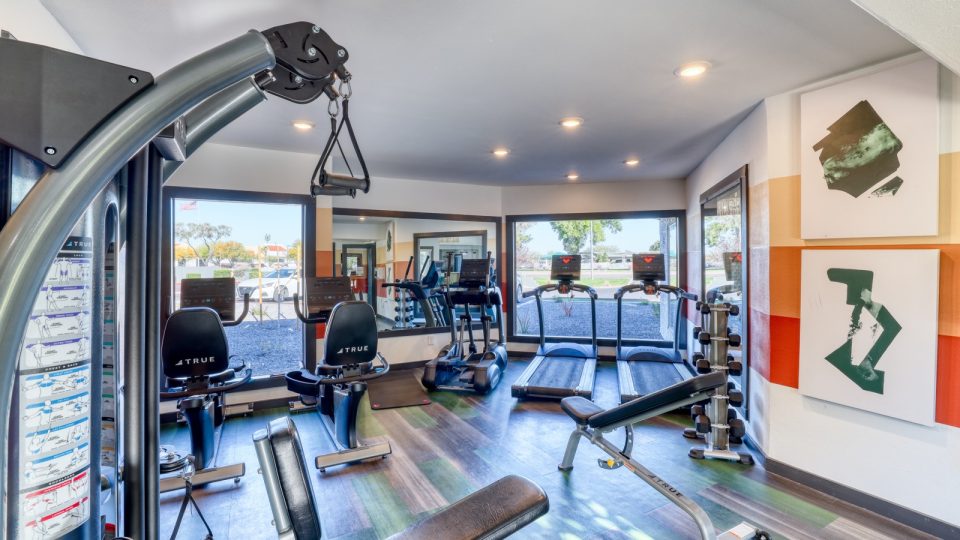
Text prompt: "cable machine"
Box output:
[[0, 21, 364, 539]]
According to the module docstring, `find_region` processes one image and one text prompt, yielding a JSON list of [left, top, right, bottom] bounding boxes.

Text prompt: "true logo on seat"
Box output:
[[175, 356, 215, 366], [337, 346, 369, 354]]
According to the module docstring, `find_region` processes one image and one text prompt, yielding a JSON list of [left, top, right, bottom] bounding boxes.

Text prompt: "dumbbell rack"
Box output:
[[393, 291, 414, 327], [685, 302, 754, 466]]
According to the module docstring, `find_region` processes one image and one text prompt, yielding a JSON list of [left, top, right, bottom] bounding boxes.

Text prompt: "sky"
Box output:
[[524, 218, 664, 254], [174, 199, 302, 246]]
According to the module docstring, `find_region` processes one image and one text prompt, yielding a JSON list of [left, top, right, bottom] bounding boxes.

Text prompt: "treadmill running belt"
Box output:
[[527, 356, 585, 392], [628, 361, 683, 397]]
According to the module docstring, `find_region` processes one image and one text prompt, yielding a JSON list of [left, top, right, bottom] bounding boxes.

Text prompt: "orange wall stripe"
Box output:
[[769, 314, 800, 389], [936, 335, 960, 427], [316, 250, 334, 277]]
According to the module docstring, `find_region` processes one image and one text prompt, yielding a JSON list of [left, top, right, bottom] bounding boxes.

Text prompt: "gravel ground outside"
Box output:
[[515, 298, 673, 341], [224, 319, 305, 374]]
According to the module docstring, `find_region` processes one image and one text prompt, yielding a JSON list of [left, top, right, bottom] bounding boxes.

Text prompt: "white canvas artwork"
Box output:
[[800, 58, 939, 239], [799, 249, 939, 425]]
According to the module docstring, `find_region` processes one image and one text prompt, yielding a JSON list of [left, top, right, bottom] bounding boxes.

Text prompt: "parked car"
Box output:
[[236, 268, 299, 302]]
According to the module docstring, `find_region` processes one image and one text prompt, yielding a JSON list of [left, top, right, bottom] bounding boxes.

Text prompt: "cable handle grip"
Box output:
[[522, 283, 558, 298], [223, 293, 250, 327], [292, 293, 328, 324]]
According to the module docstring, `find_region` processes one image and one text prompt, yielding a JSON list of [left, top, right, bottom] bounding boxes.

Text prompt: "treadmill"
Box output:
[[511, 254, 598, 400], [615, 253, 698, 403]]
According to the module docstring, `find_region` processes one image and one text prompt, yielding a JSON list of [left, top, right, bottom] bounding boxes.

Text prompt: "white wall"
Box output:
[[4, 0, 81, 52], [501, 177, 685, 215], [335, 174, 503, 217], [757, 55, 960, 528], [168, 143, 318, 194], [851, 0, 960, 77]]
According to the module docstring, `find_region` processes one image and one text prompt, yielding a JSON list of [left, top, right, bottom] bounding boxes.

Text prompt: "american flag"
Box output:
[[179, 200, 198, 211]]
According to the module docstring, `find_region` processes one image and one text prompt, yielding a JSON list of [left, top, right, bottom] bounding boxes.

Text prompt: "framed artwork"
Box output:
[[799, 249, 939, 425], [800, 58, 939, 239]]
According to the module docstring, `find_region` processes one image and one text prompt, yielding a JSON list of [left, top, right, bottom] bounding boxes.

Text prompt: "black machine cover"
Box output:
[[266, 417, 323, 539], [259, 415, 549, 540], [161, 307, 229, 380], [561, 372, 726, 429], [323, 301, 379, 366]]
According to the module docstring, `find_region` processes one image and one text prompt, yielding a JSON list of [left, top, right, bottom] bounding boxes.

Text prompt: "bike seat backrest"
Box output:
[[162, 307, 230, 380], [322, 301, 378, 367]]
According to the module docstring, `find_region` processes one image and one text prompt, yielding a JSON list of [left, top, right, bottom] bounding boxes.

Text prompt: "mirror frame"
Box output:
[[699, 165, 749, 420]]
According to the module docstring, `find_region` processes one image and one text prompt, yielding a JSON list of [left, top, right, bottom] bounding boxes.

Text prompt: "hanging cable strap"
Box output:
[[310, 83, 370, 196]]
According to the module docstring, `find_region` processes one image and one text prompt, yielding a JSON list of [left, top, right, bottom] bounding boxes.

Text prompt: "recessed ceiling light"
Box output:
[[492, 148, 510, 158], [674, 61, 711, 78], [566, 173, 579, 181], [624, 158, 640, 167], [292, 120, 314, 130], [559, 117, 584, 129]]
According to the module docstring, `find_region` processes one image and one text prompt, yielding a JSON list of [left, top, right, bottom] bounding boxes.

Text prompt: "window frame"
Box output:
[[699, 165, 750, 419], [505, 209, 687, 348], [161, 186, 317, 389]]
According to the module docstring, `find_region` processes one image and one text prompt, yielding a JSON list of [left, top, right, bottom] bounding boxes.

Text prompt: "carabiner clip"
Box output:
[[328, 97, 340, 118], [338, 79, 352, 100]]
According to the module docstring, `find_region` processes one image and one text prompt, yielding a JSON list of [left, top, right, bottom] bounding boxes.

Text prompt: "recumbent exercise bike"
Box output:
[[159, 278, 253, 538], [285, 276, 392, 471]]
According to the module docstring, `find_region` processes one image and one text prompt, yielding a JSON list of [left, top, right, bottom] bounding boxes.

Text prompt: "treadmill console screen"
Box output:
[[181, 277, 236, 320], [551, 254, 581, 281], [632, 253, 666, 282], [458, 258, 491, 288], [305, 276, 354, 316]]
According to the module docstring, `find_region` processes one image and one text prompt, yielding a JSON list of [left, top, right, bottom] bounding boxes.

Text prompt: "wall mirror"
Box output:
[[331, 209, 501, 337]]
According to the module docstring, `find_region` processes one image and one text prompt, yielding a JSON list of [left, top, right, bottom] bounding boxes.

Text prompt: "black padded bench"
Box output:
[[556, 372, 765, 540], [253, 417, 549, 539]]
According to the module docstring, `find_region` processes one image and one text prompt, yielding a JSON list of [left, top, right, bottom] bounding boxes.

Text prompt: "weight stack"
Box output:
[[684, 302, 753, 466]]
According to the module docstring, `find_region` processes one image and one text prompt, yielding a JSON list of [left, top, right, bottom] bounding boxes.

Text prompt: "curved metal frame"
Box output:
[[0, 30, 276, 531]]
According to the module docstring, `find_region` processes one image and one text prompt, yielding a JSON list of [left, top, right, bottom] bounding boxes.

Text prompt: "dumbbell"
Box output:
[[728, 333, 741, 347], [727, 358, 742, 376], [694, 414, 711, 434], [728, 389, 744, 407], [697, 331, 711, 345], [729, 418, 746, 439], [699, 302, 712, 315], [690, 404, 704, 419], [727, 407, 738, 421], [692, 352, 711, 374], [729, 304, 740, 317]]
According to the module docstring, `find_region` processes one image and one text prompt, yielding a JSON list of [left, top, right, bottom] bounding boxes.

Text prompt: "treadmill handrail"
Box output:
[[528, 282, 598, 356], [0, 30, 275, 530], [614, 283, 697, 359]]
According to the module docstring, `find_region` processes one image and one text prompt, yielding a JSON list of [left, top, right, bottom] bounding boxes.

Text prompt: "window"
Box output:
[[700, 167, 748, 414], [509, 212, 685, 345], [164, 189, 315, 378]]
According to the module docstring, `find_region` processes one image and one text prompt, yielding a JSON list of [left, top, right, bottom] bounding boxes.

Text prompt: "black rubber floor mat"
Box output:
[[367, 369, 431, 410]]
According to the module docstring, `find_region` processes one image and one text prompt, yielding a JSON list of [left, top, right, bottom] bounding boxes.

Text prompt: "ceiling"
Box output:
[[44, 0, 915, 186]]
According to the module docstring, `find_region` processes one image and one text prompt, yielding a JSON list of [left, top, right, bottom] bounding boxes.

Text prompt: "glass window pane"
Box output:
[[172, 198, 305, 376], [514, 216, 681, 343]]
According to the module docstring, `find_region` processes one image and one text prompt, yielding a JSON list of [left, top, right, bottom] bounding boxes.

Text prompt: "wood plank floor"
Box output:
[[159, 360, 936, 539]]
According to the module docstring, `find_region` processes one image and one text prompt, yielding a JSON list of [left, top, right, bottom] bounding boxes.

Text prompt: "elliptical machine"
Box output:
[[159, 277, 253, 537], [423, 257, 508, 394], [286, 276, 392, 471]]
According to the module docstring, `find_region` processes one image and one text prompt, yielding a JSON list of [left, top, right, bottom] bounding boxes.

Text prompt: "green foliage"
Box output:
[[213, 269, 233, 278], [212, 240, 252, 263], [549, 220, 622, 254], [649, 240, 661, 251], [175, 222, 233, 265]]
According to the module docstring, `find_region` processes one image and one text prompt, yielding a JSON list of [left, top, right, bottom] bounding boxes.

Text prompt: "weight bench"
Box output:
[[558, 372, 768, 540], [254, 416, 549, 539]]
